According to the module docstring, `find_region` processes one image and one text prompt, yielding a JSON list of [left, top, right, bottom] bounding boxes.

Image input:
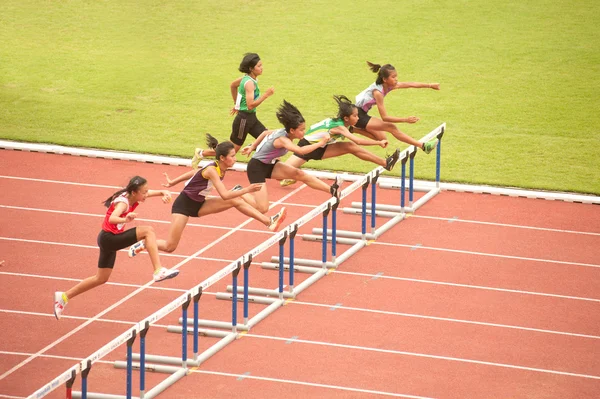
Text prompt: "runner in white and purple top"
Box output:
[[251, 128, 289, 164], [243, 100, 341, 214]]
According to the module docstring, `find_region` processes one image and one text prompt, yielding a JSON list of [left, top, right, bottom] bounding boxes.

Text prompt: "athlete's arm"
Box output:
[[274, 136, 328, 155], [108, 202, 134, 224], [162, 170, 195, 188], [245, 80, 274, 110], [395, 82, 440, 90]]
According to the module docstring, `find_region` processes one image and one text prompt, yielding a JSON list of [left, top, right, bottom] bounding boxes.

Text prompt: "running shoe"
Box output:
[[422, 139, 439, 155], [385, 149, 401, 171], [330, 175, 342, 199], [153, 267, 180, 283], [191, 148, 204, 169], [230, 184, 243, 192], [268, 207, 287, 232], [128, 240, 145, 258], [54, 291, 67, 320], [280, 179, 297, 187]]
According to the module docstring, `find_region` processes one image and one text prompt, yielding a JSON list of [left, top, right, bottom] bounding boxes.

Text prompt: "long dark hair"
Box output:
[[333, 95, 357, 120], [239, 53, 260, 74], [367, 61, 396, 85], [205, 133, 235, 161], [103, 176, 147, 207], [276, 100, 305, 132]]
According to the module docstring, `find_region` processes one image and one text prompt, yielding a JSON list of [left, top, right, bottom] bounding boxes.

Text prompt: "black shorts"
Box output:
[[230, 111, 267, 146], [97, 228, 139, 269], [247, 158, 278, 183], [355, 108, 372, 130], [293, 138, 326, 161], [171, 192, 205, 217]]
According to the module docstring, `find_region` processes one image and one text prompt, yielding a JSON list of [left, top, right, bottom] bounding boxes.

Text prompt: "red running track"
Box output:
[[1, 149, 600, 399]]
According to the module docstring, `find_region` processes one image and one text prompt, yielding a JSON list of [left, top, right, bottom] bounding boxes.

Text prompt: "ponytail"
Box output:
[[366, 61, 396, 85], [205, 133, 235, 161], [333, 95, 356, 120], [276, 100, 305, 132], [103, 176, 147, 207]]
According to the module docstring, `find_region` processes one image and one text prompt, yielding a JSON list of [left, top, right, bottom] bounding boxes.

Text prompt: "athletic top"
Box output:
[[181, 162, 224, 202], [102, 194, 140, 234], [235, 75, 259, 113], [303, 118, 346, 145], [355, 82, 391, 113], [252, 129, 289, 164]]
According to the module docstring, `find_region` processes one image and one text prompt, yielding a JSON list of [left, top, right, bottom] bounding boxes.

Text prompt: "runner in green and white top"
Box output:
[[279, 95, 401, 187], [190, 53, 274, 168]]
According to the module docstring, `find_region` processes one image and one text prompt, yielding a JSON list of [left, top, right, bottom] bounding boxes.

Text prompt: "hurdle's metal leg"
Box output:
[[269, 256, 337, 268], [138, 322, 149, 399], [260, 262, 322, 275], [243, 256, 251, 325], [342, 207, 400, 219], [301, 235, 360, 247], [126, 331, 137, 399], [231, 262, 241, 333], [225, 285, 293, 299], [177, 317, 249, 331], [217, 291, 281, 303], [114, 361, 182, 374], [312, 228, 377, 241], [165, 327, 230, 339]]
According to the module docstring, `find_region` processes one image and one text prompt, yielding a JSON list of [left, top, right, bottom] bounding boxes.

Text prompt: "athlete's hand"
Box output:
[[162, 172, 174, 188], [246, 183, 264, 193], [404, 116, 419, 124], [161, 191, 172, 204], [241, 145, 253, 157], [230, 107, 238, 116], [429, 83, 440, 90], [379, 140, 389, 148], [318, 134, 330, 147], [265, 87, 275, 97], [125, 213, 137, 222]]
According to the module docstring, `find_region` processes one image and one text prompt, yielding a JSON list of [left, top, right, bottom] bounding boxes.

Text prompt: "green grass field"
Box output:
[[1, 0, 599, 194]]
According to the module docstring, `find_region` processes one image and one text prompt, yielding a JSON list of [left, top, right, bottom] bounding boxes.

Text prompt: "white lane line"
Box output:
[[0, 236, 238, 264], [243, 333, 600, 380], [0, 183, 307, 382], [3, 176, 599, 235], [0, 204, 270, 235], [3, 248, 600, 305], [374, 241, 600, 269], [190, 369, 435, 398], [289, 301, 600, 340], [332, 270, 600, 303], [411, 214, 600, 236]]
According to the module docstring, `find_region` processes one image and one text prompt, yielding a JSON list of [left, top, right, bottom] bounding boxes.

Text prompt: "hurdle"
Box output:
[[139, 186, 353, 370], [342, 123, 445, 221]]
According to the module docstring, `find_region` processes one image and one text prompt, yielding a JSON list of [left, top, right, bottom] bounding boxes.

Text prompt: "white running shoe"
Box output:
[[268, 207, 287, 232], [128, 240, 145, 258], [230, 184, 243, 192], [153, 267, 180, 283], [54, 291, 67, 320]]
